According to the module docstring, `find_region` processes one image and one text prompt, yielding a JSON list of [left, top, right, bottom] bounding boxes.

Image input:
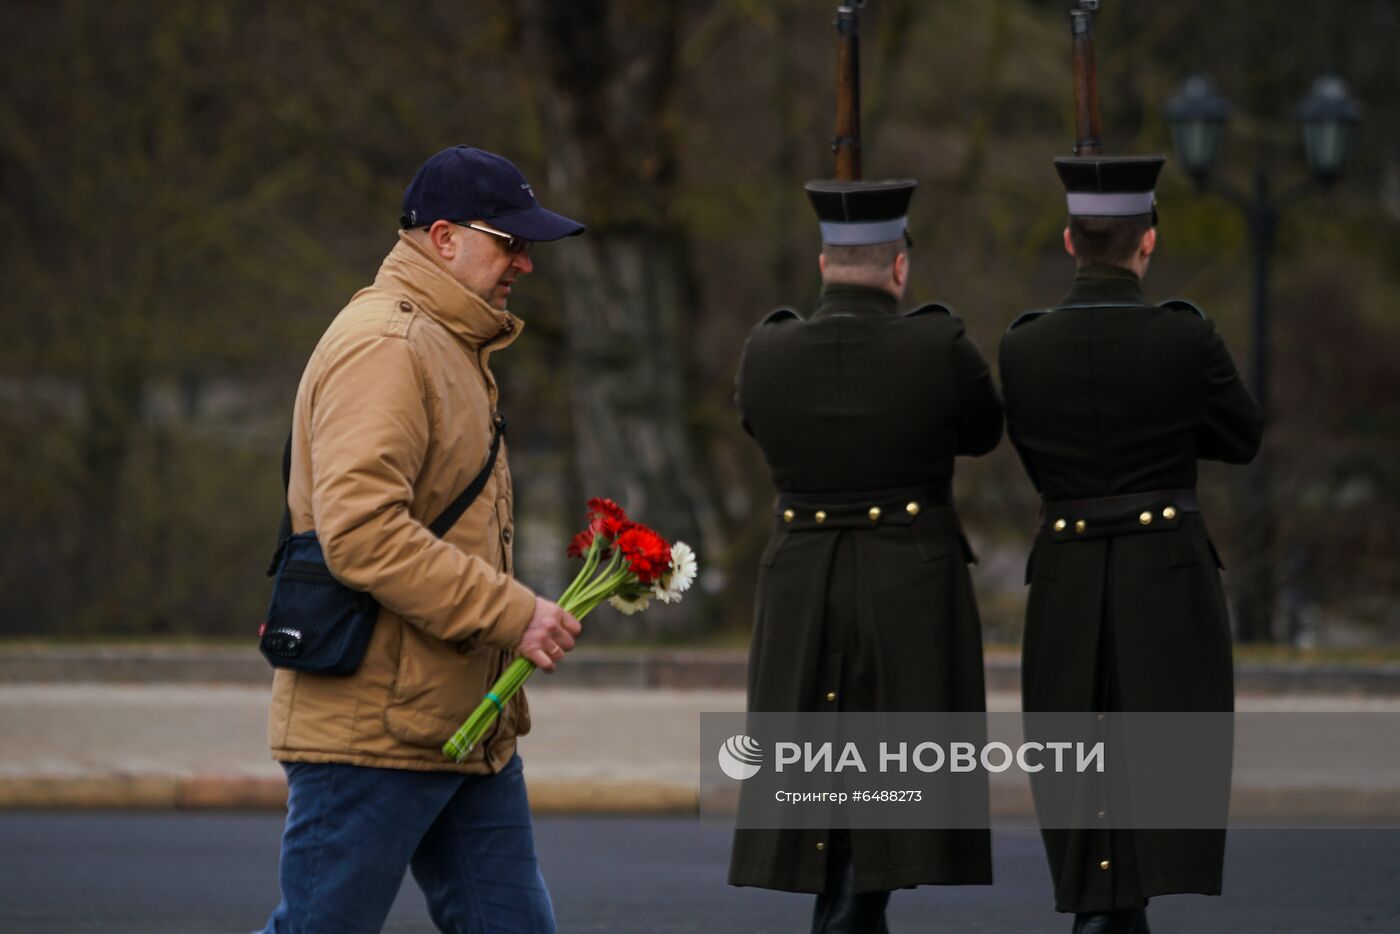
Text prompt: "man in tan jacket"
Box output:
[[258, 146, 584, 934]]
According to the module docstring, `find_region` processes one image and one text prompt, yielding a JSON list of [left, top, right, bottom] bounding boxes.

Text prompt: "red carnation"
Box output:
[[585, 498, 629, 542], [587, 498, 628, 524], [615, 525, 672, 584], [566, 529, 595, 559]]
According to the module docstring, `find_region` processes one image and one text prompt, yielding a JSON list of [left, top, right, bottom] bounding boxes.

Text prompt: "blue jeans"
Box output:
[[259, 754, 554, 934]]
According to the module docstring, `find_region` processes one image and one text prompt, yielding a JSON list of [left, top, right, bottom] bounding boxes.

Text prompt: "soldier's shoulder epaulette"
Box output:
[[901, 301, 953, 319], [1007, 308, 1051, 332], [1159, 297, 1207, 319], [757, 306, 803, 326]]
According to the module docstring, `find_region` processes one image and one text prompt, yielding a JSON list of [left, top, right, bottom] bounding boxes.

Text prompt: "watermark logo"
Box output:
[[718, 734, 764, 781]]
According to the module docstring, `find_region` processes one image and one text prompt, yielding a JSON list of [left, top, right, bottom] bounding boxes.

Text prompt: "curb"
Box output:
[[0, 647, 272, 686], [0, 647, 762, 690], [528, 779, 697, 814], [0, 774, 187, 810], [4, 774, 1397, 824], [2, 647, 1398, 694], [0, 774, 696, 815]]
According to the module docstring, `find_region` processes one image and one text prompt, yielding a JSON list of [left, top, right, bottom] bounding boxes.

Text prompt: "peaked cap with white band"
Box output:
[[805, 179, 916, 245], [1054, 155, 1164, 218]]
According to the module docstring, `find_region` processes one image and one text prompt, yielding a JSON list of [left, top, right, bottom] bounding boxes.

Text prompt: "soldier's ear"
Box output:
[[1140, 227, 1157, 258], [818, 253, 828, 276], [892, 251, 909, 289], [1062, 227, 1076, 257]]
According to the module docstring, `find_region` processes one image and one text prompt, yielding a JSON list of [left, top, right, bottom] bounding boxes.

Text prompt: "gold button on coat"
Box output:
[[783, 509, 795, 523], [1053, 519, 1067, 533], [826, 691, 837, 702], [1075, 520, 1087, 534], [1139, 511, 1153, 526], [1099, 860, 1111, 871], [1163, 506, 1177, 520], [868, 507, 881, 522], [815, 510, 827, 524], [816, 842, 826, 852], [906, 502, 920, 516]]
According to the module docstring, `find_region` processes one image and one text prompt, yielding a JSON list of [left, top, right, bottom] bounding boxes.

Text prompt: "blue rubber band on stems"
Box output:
[[485, 692, 504, 712]]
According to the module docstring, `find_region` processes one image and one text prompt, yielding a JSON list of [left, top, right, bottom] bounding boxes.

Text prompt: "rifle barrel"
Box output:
[[833, 4, 862, 180], [1070, 9, 1103, 156]]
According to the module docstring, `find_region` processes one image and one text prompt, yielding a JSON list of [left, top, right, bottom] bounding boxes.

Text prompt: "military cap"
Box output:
[[1054, 155, 1164, 218], [804, 179, 917, 245]]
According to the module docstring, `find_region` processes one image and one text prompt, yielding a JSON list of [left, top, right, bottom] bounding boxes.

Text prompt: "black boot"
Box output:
[[811, 835, 890, 934], [1071, 908, 1148, 934]]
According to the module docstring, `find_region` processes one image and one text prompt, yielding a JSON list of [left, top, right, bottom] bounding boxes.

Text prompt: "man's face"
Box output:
[[440, 222, 534, 310]]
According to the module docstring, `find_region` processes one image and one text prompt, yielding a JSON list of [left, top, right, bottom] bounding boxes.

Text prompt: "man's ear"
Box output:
[[818, 253, 828, 276], [892, 251, 909, 289], [1062, 227, 1076, 257], [427, 220, 458, 259], [1140, 226, 1157, 259]]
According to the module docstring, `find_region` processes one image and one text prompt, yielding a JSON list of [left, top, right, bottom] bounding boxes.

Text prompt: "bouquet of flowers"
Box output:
[[443, 498, 697, 762]]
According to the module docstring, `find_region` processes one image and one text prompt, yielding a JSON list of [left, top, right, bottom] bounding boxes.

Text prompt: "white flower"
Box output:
[[608, 591, 651, 616], [652, 541, 698, 604]]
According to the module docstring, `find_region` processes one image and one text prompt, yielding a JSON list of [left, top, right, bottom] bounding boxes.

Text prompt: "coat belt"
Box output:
[[775, 482, 953, 531], [1039, 488, 1199, 538]]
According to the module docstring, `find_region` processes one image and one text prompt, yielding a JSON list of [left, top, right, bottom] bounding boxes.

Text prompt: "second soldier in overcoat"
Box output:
[[999, 155, 1264, 934], [728, 179, 1002, 933]]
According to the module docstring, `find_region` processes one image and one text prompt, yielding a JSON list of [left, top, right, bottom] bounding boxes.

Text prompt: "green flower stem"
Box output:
[[573, 588, 616, 617], [565, 558, 630, 610], [443, 657, 533, 762], [556, 539, 602, 608], [582, 570, 633, 607], [442, 558, 638, 763]]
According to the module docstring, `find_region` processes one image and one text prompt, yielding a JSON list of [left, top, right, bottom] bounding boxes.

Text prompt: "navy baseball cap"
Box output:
[[400, 146, 585, 241]]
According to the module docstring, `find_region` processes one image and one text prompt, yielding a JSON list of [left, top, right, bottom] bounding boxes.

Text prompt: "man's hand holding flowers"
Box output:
[[444, 498, 698, 761], [516, 598, 581, 672]]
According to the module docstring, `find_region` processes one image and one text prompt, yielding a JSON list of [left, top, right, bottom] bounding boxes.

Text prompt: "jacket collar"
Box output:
[[1060, 264, 1148, 307], [811, 283, 900, 320], [372, 232, 524, 353]]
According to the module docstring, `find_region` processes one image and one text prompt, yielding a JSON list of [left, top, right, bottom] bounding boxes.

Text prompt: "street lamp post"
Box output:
[[1165, 75, 1361, 643]]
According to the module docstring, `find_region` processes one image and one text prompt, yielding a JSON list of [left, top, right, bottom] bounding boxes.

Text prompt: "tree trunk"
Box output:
[[523, 0, 720, 635]]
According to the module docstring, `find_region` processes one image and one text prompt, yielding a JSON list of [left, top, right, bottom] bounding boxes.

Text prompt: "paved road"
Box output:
[[1, 814, 1397, 933]]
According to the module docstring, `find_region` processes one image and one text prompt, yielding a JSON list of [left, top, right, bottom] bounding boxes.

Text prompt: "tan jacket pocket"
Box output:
[[385, 626, 483, 747], [512, 686, 532, 738]]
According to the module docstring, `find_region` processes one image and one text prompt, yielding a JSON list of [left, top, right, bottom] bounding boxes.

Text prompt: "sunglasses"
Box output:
[[458, 222, 532, 257]]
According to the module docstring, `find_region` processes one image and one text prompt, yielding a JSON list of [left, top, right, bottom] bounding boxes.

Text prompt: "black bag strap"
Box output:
[[276, 429, 295, 548], [428, 412, 506, 537], [274, 411, 507, 550]]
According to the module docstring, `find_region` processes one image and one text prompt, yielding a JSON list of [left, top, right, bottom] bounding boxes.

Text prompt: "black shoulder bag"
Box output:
[[259, 412, 506, 675]]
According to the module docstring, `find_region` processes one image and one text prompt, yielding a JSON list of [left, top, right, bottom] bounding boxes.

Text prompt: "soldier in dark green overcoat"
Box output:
[[728, 179, 1003, 933], [999, 155, 1264, 934]]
